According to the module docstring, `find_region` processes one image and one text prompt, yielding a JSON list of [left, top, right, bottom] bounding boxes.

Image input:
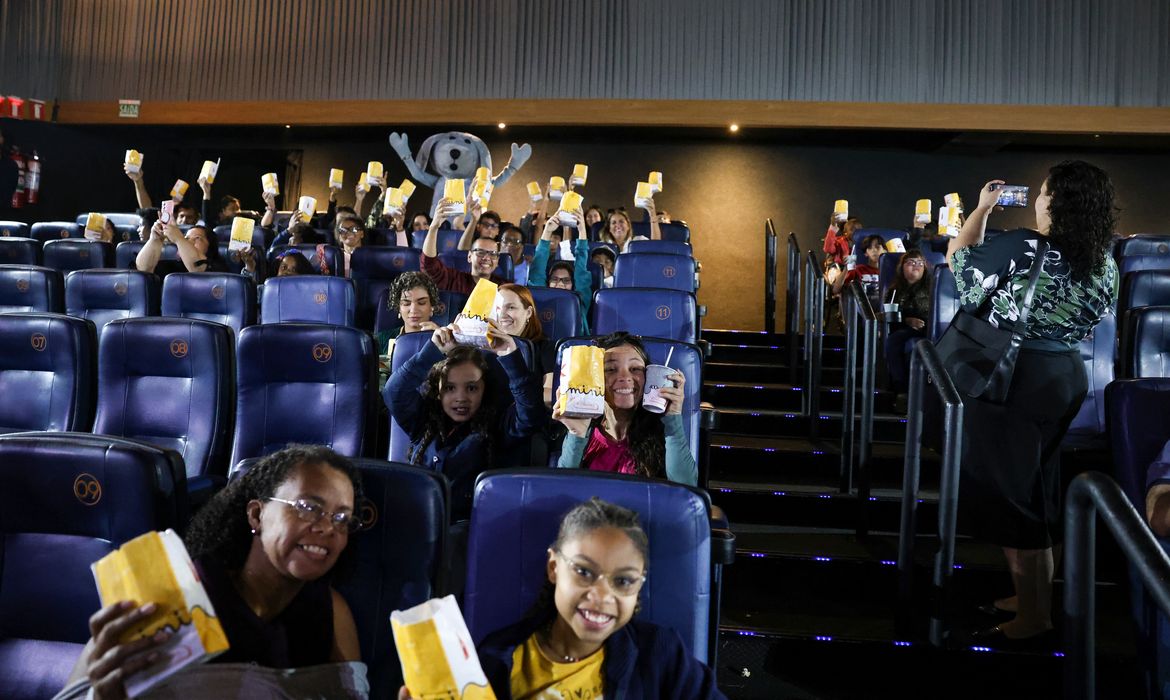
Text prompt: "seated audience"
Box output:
[[411, 213, 431, 232], [883, 250, 932, 400], [63, 446, 365, 698], [335, 215, 365, 277], [591, 246, 616, 289], [378, 271, 440, 358], [272, 249, 316, 277], [601, 203, 660, 254], [500, 225, 532, 284], [822, 216, 862, 284], [584, 205, 604, 233], [832, 233, 883, 311], [136, 220, 230, 276], [421, 198, 508, 293], [494, 283, 555, 403], [529, 210, 593, 334], [554, 332, 696, 486]]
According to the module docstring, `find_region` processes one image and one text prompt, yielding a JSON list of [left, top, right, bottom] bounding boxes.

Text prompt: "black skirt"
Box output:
[[957, 347, 1086, 549]]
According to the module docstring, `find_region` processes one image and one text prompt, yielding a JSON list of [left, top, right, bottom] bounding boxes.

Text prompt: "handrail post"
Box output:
[[929, 387, 964, 646], [805, 253, 824, 439], [840, 291, 857, 493], [765, 219, 778, 334], [896, 349, 926, 633], [786, 232, 801, 384], [857, 296, 878, 537], [802, 256, 813, 416]]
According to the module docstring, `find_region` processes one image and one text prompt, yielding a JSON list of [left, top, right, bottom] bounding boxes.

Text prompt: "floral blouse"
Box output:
[[951, 229, 1117, 347]]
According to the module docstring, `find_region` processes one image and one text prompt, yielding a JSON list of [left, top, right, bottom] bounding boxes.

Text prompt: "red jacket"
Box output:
[[421, 253, 507, 294], [823, 227, 851, 265]]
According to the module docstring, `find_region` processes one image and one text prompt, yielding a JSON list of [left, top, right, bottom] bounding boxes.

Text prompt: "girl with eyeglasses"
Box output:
[[62, 446, 369, 698], [398, 497, 723, 699], [884, 250, 933, 400]]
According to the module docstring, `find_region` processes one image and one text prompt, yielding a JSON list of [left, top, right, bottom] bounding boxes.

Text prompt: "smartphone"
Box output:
[[995, 185, 1029, 208], [160, 200, 175, 224]]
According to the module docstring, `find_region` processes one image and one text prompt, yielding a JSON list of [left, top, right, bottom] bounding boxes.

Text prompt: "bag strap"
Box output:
[[1011, 239, 1049, 335]]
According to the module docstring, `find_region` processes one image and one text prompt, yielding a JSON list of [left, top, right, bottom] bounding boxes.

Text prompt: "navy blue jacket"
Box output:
[[384, 341, 544, 518], [477, 618, 726, 700]]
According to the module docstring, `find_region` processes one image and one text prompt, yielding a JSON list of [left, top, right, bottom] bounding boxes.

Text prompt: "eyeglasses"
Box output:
[[549, 276, 573, 286], [471, 250, 499, 259], [903, 260, 926, 268], [503, 238, 523, 247], [479, 221, 500, 230], [338, 225, 363, 236], [556, 551, 646, 596], [267, 497, 365, 533]]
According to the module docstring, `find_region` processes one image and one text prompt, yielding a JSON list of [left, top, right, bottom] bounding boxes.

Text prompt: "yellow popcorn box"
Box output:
[[261, 173, 280, 195], [634, 181, 653, 209], [124, 149, 144, 174], [452, 278, 497, 349], [556, 191, 584, 228], [400, 179, 417, 202], [939, 206, 962, 237], [526, 181, 542, 202], [170, 179, 189, 199], [648, 170, 663, 194], [944, 192, 963, 211], [329, 168, 344, 189], [297, 195, 317, 216], [229, 216, 255, 252], [199, 158, 220, 184], [391, 596, 497, 700], [914, 198, 932, 225], [548, 176, 566, 200], [366, 161, 383, 185], [570, 163, 588, 187], [885, 238, 907, 254], [474, 166, 490, 183], [383, 187, 405, 216], [357, 172, 371, 194], [470, 178, 492, 208], [444, 179, 467, 216], [556, 345, 606, 419], [92, 529, 229, 697], [83, 213, 107, 241], [833, 199, 849, 222]]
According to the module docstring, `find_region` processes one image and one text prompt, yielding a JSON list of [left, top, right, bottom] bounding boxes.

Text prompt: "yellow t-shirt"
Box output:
[[510, 632, 605, 700]]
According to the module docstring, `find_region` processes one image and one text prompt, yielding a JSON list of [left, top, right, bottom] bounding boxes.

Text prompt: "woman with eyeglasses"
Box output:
[[63, 446, 369, 698], [884, 250, 933, 402], [398, 497, 723, 699], [334, 214, 365, 278], [528, 208, 593, 335]]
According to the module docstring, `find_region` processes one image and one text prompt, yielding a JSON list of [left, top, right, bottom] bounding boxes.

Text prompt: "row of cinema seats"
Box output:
[[0, 429, 732, 700]]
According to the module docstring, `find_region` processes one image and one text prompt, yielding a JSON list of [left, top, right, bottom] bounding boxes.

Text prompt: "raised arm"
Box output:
[[135, 220, 167, 273], [423, 199, 459, 258], [645, 196, 662, 240], [947, 180, 1003, 267], [164, 222, 203, 272], [124, 164, 152, 210], [260, 190, 277, 229], [457, 200, 484, 251]]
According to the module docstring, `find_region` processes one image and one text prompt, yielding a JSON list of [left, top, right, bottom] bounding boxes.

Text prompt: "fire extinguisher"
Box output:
[[25, 150, 40, 205], [9, 146, 26, 209]]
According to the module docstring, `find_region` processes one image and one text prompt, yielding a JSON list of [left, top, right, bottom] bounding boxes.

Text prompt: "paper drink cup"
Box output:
[[329, 168, 344, 188], [642, 365, 677, 414], [833, 199, 849, 222], [527, 181, 543, 202], [648, 171, 663, 193], [124, 150, 143, 173], [298, 195, 317, 215], [571, 164, 588, 187], [882, 302, 902, 324], [366, 161, 383, 185]]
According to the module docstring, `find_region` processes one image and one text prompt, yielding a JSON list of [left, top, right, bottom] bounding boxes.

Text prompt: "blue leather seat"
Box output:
[[410, 229, 463, 253], [1122, 270, 1170, 313], [0, 238, 40, 266], [438, 250, 515, 282], [73, 213, 142, 228], [1115, 234, 1170, 259], [230, 457, 449, 699], [1121, 255, 1170, 277], [43, 239, 114, 272], [851, 228, 908, 260], [64, 269, 160, 341], [0, 265, 63, 313], [115, 240, 179, 269], [1122, 306, 1170, 378], [527, 287, 580, 350], [214, 223, 271, 250], [161, 272, 257, 336], [0, 312, 96, 434], [267, 243, 343, 276], [351, 246, 422, 330], [0, 431, 187, 700], [0, 221, 30, 238], [464, 470, 718, 662], [1064, 308, 1116, 443], [94, 318, 235, 501], [30, 221, 83, 244], [593, 287, 697, 344], [627, 239, 693, 256], [217, 242, 265, 281], [231, 323, 375, 466], [614, 252, 696, 293], [259, 275, 355, 326], [631, 221, 690, 243], [433, 289, 468, 327], [928, 264, 959, 342]]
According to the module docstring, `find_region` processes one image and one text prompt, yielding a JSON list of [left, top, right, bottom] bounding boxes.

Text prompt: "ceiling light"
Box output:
[[497, 122, 506, 129], [729, 123, 740, 133]]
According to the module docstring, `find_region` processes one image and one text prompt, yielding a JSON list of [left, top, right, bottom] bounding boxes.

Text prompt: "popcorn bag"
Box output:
[[84, 213, 107, 241], [548, 176, 566, 201], [570, 163, 588, 187], [914, 199, 932, 225], [444, 179, 467, 216], [390, 596, 497, 700], [329, 168, 345, 189], [944, 192, 963, 211], [400, 179, 417, 202], [357, 172, 371, 194], [885, 238, 906, 254], [366, 161, 383, 186], [556, 345, 606, 419], [92, 529, 229, 697], [648, 170, 663, 194], [229, 217, 255, 252], [297, 195, 317, 216], [526, 181, 543, 202], [199, 159, 220, 184], [634, 181, 653, 209], [383, 187, 405, 216], [557, 191, 583, 228], [261, 173, 280, 196], [474, 166, 490, 183], [470, 178, 492, 208], [833, 199, 849, 223], [124, 149, 144, 174], [939, 206, 961, 237], [170, 179, 189, 200], [452, 278, 497, 349]]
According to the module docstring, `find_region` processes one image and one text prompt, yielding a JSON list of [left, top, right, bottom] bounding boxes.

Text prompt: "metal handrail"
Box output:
[[785, 232, 801, 384], [1065, 471, 1170, 700], [896, 339, 964, 647], [801, 251, 825, 436], [764, 218, 778, 334], [840, 281, 878, 510]]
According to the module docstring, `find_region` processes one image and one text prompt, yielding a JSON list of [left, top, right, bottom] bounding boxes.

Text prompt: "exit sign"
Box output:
[[118, 100, 140, 118]]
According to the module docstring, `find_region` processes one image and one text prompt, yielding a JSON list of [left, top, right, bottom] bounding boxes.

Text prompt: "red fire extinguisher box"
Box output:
[[5, 97, 25, 119]]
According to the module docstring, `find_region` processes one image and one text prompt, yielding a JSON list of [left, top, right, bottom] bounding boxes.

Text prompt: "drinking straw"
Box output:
[[663, 346, 674, 369]]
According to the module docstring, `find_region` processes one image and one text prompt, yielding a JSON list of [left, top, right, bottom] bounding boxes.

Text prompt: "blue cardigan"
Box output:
[[477, 617, 726, 700], [557, 413, 698, 486], [384, 341, 544, 518], [528, 238, 592, 334]]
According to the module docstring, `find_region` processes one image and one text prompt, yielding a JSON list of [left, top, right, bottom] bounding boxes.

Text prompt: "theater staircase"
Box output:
[[700, 328, 1141, 699]]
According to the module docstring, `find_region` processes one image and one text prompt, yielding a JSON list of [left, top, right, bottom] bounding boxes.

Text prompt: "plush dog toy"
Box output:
[[388, 131, 532, 215]]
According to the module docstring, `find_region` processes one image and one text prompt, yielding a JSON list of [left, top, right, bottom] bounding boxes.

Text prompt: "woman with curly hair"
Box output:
[[63, 445, 368, 698], [378, 270, 440, 359], [947, 161, 1118, 646], [553, 332, 696, 486], [384, 323, 544, 518], [884, 249, 933, 397]]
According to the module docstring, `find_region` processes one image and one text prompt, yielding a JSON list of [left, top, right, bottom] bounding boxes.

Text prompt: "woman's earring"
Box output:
[[251, 528, 259, 535]]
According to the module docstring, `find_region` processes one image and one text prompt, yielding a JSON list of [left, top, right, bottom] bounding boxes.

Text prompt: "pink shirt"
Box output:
[[581, 427, 637, 475]]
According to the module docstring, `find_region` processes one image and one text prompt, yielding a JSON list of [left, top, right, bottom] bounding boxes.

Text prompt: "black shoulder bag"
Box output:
[[934, 240, 1049, 405]]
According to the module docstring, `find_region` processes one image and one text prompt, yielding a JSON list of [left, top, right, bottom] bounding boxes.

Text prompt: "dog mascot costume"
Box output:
[[388, 131, 532, 216]]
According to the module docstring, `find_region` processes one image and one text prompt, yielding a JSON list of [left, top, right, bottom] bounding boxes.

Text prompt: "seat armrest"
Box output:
[[710, 505, 734, 565]]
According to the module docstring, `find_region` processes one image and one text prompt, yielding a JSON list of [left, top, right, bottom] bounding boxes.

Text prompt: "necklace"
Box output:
[[540, 628, 579, 663]]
